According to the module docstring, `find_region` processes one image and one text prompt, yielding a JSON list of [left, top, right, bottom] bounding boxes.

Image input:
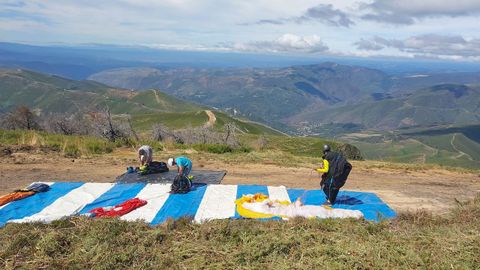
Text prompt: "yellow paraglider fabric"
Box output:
[[234, 193, 290, 219]]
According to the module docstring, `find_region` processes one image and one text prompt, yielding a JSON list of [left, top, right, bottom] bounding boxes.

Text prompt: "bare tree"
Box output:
[[255, 134, 268, 150], [152, 124, 184, 144], [126, 117, 139, 141], [152, 124, 172, 141], [1, 106, 41, 130], [223, 122, 239, 146], [89, 107, 130, 142], [152, 124, 226, 145], [43, 113, 87, 135], [179, 125, 225, 145]]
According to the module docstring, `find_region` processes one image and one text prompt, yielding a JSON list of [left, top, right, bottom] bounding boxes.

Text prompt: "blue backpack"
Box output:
[[25, 183, 50, 193]]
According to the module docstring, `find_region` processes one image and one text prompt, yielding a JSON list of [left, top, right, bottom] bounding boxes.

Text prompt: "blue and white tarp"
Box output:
[[0, 182, 396, 227]]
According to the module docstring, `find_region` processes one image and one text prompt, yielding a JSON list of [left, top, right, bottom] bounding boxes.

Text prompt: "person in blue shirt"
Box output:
[[168, 156, 193, 179]]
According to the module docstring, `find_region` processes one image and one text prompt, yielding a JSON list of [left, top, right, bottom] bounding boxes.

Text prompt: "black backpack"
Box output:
[[138, 161, 169, 175], [325, 152, 352, 183], [15, 183, 50, 193], [170, 175, 192, 194]]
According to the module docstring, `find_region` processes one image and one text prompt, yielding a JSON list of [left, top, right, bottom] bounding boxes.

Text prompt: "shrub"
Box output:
[[192, 144, 233, 154], [64, 144, 80, 158], [234, 146, 252, 153]]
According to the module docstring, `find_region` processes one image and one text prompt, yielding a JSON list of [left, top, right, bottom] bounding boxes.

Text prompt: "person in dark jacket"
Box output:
[[316, 145, 352, 205]]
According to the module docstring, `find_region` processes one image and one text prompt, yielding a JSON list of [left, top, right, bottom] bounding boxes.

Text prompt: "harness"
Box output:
[[326, 154, 340, 201]]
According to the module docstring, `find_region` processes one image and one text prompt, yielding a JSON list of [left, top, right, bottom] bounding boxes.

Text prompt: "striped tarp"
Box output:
[[0, 182, 396, 226]]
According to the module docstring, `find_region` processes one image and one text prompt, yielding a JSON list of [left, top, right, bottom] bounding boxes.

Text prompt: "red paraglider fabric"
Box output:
[[88, 198, 147, 217]]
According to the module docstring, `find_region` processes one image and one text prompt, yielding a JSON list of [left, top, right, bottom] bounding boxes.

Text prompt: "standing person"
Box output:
[[316, 145, 352, 205], [138, 145, 153, 167], [168, 156, 193, 179]]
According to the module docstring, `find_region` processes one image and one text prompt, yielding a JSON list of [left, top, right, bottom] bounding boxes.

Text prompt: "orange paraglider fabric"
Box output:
[[0, 191, 36, 207]]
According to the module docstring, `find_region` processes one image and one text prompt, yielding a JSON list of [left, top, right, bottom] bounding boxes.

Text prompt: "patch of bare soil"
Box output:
[[204, 110, 216, 127], [1, 149, 479, 214]]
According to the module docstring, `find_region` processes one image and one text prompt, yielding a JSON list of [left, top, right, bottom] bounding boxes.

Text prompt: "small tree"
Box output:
[[152, 124, 184, 144], [2, 106, 41, 130], [176, 126, 222, 144], [89, 107, 130, 142], [255, 134, 268, 150], [43, 113, 87, 135], [223, 122, 239, 146]]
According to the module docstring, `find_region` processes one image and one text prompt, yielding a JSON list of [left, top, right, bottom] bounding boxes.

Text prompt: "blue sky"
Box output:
[[1, 0, 480, 61]]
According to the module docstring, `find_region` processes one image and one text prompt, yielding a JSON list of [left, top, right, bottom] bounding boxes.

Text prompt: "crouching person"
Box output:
[[138, 145, 153, 167], [168, 156, 193, 179], [168, 156, 193, 193], [316, 145, 352, 205]]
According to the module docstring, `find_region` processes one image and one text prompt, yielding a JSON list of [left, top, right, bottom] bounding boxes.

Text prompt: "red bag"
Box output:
[[89, 198, 147, 217]]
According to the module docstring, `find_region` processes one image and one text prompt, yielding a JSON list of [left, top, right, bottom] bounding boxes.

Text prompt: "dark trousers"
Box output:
[[323, 178, 342, 204]]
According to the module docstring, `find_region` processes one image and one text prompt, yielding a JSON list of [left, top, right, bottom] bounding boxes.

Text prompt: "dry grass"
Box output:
[[1, 195, 479, 269]]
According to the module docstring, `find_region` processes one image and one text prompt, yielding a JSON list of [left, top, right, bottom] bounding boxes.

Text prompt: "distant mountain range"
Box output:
[[3, 42, 480, 80], [0, 68, 201, 114], [88, 64, 392, 124], [88, 64, 480, 133], [0, 69, 282, 135], [1, 41, 480, 135], [291, 84, 480, 131]]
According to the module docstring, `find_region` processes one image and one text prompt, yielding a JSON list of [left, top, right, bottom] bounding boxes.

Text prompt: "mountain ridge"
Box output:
[[89, 63, 480, 132], [0, 68, 282, 135]]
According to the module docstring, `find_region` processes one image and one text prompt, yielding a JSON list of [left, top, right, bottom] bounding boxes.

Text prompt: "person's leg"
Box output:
[[329, 187, 340, 204], [184, 164, 193, 187], [322, 177, 334, 204], [184, 164, 192, 177]]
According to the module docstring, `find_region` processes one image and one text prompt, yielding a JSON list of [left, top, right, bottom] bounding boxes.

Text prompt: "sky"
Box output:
[[1, 0, 480, 61]]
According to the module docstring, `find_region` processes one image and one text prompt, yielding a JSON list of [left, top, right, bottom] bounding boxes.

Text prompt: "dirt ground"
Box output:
[[1, 149, 479, 214]]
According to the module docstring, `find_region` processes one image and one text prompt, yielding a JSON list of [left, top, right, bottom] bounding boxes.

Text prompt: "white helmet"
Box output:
[[167, 158, 174, 166]]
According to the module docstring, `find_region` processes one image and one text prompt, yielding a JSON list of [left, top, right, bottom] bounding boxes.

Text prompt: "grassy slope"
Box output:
[[293, 84, 480, 130], [345, 124, 480, 169], [131, 111, 209, 130], [451, 133, 480, 160], [214, 112, 283, 135], [1, 195, 479, 269], [355, 138, 480, 169], [0, 69, 284, 135], [0, 79, 203, 115], [128, 89, 204, 113], [263, 136, 342, 157]]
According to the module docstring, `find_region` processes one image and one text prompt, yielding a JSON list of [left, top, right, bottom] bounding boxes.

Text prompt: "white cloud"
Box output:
[[230, 34, 329, 54], [361, 0, 480, 24], [253, 4, 354, 27], [0, 0, 480, 61], [355, 34, 480, 60]]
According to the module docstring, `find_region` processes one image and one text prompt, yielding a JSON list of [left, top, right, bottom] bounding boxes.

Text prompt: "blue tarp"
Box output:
[[0, 182, 396, 226]]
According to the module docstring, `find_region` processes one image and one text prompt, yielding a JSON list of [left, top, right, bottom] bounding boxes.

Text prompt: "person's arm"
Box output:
[[316, 159, 329, 173], [139, 152, 145, 166], [178, 166, 184, 176]]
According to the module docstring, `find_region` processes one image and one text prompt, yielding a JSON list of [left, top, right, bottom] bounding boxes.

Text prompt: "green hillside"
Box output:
[[0, 69, 282, 134], [342, 125, 480, 169], [88, 63, 392, 124], [291, 84, 480, 131]]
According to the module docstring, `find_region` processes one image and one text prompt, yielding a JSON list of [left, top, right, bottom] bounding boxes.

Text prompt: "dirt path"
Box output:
[[451, 133, 473, 160], [1, 150, 479, 214], [152, 89, 167, 108], [204, 110, 216, 127]]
